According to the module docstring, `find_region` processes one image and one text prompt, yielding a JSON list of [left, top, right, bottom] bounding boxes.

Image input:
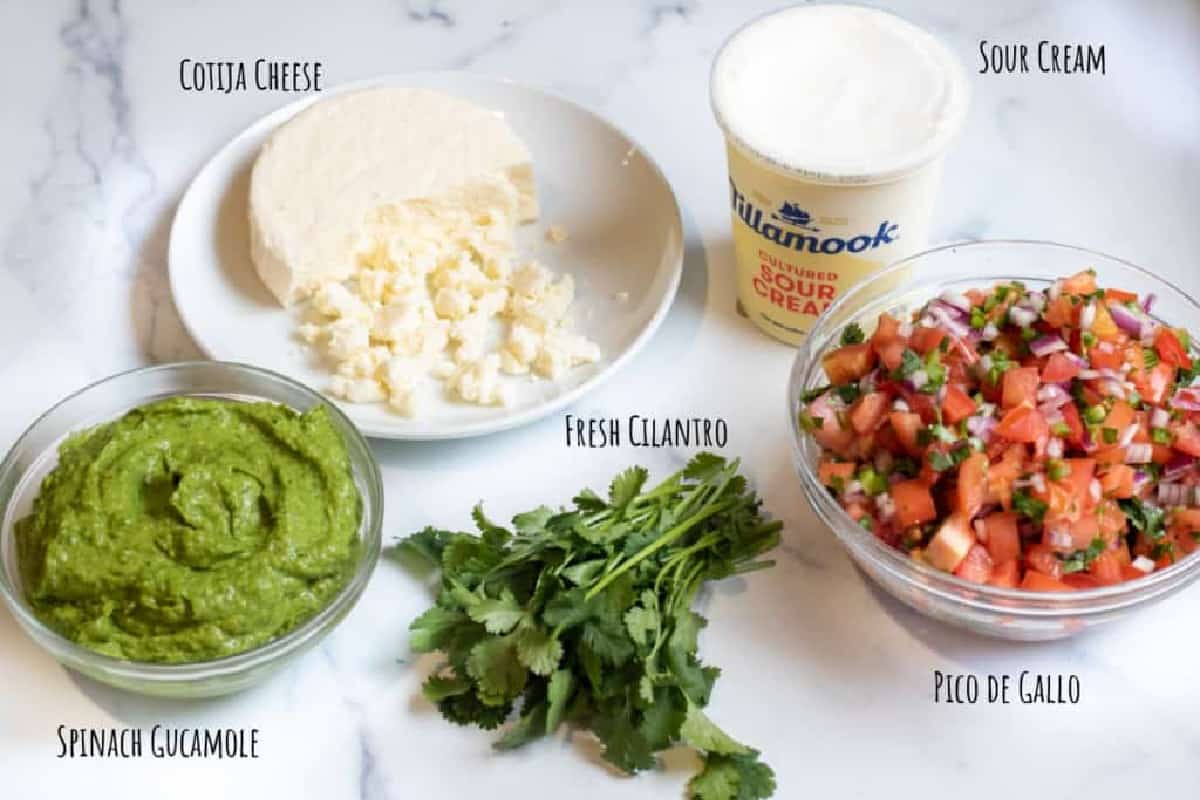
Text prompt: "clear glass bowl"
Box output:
[[789, 240, 1200, 640], [0, 361, 383, 696]]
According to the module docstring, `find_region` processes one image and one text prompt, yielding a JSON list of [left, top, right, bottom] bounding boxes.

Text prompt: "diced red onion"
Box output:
[[1133, 469, 1150, 488], [1159, 484, 1200, 507], [938, 289, 971, 311], [898, 320, 914, 338], [1008, 305, 1038, 328], [1089, 478, 1102, 502], [1064, 352, 1088, 368], [966, 415, 997, 441], [1040, 405, 1065, 426], [1036, 383, 1071, 408], [1170, 387, 1200, 412], [1024, 292, 1047, 312], [1030, 335, 1068, 357], [892, 397, 910, 412], [1132, 555, 1155, 573], [978, 402, 997, 417], [1125, 443, 1153, 464], [1119, 425, 1138, 447], [1164, 455, 1196, 482], [1098, 378, 1126, 399], [1080, 302, 1097, 331], [973, 518, 987, 540], [1078, 369, 1101, 380], [929, 305, 970, 339], [1108, 303, 1146, 337], [1046, 437, 1064, 459], [1142, 293, 1156, 313], [1048, 281, 1063, 301], [1151, 408, 1170, 429], [981, 322, 999, 341], [1046, 527, 1073, 549], [909, 370, 929, 391]]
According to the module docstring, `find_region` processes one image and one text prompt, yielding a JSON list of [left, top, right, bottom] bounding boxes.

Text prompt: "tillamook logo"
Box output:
[[729, 178, 899, 254]]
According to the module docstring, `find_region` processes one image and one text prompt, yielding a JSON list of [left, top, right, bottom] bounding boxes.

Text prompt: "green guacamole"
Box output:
[[15, 396, 362, 663]]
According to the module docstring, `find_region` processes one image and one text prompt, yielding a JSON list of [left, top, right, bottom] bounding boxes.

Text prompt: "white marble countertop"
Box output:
[[2, 1, 1198, 798]]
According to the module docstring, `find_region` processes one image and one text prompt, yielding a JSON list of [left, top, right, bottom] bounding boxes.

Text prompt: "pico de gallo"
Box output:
[[800, 269, 1200, 591]]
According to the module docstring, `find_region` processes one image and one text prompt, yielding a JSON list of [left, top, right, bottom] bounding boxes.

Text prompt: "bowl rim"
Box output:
[[0, 360, 384, 682], [789, 238, 1200, 609]]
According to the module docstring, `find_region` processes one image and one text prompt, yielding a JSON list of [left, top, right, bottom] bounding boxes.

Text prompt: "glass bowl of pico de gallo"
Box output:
[[788, 240, 1200, 640]]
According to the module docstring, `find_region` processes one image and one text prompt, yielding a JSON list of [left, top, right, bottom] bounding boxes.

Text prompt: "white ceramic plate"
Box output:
[[169, 73, 683, 440]]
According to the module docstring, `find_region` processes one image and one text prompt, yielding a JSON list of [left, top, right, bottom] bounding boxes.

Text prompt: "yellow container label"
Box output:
[[725, 142, 943, 345]]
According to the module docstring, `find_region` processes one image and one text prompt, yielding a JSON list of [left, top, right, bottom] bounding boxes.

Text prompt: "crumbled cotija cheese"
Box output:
[[298, 197, 599, 416]]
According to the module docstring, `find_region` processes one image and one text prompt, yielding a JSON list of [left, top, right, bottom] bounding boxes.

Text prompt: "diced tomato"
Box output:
[[891, 480, 937, 528], [954, 544, 994, 584], [808, 395, 856, 456], [1021, 572, 1074, 592], [871, 312, 902, 347], [1104, 401, 1135, 433], [818, 460, 856, 487], [1060, 402, 1085, 447], [1043, 295, 1077, 328], [1155, 327, 1193, 370], [1060, 458, 1096, 500], [877, 339, 908, 372], [988, 559, 1020, 588], [1062, 572, 1102, 589], [1172, 421, 1200, 458], [1088, 343, 1124, 370], [986, 444, 1025, 509], [996, 406, 1048, 443], [954, 452, 990, 517], [889, 412, 925, 457], [1119, 564, 1147, 581], [1092, 446, 1126, 466], [1061, 270, 1098, 295], [1130, 362, 1175, 405], [822, 343, 877, 384], [940, 384, 976, 425], [925, 513, 975, 572], [1040, 352, 1081, 383], [910, 326, 946, 355], [1001, 367, 1040, 409], [1088, 550, 1123, 586], [1099, 464, 1135, 499], [1062, 514, 1099, 551], [849, 391, 891, 434], [1025, 544, 1063, 579], [982, 511, 1021, 564], [1104, 288, 1138, 304]]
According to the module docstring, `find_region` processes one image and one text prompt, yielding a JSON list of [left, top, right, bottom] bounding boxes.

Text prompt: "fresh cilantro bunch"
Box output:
[[391, 453, 781, 800]]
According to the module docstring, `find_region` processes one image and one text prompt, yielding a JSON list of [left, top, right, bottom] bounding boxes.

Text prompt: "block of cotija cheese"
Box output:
[[248, 87, 538, 305]]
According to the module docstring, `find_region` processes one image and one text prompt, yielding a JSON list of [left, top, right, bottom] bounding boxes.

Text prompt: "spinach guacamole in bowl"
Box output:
[[13, 394, 362, 664]]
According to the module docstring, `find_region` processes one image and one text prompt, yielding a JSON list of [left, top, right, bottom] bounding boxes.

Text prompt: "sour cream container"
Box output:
[[711, 4, 969, 345]]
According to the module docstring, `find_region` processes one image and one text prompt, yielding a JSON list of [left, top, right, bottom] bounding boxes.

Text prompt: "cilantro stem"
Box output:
[[584, 497, 740, 601]]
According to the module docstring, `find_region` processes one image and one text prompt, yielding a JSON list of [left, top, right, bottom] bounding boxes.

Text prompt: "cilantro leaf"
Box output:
[[609, 466, 649, 511], [466, 636, 527, 706], [690, 753, 777, 800], [680, 704, 750, 756], [467, 588, 526, 634], [515, 624, 563, 676], [840, 322, 866, 345], [1012, 490, 1048, 525], [409, 606, 470, 653], [1119, 497, 1166, 540]]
